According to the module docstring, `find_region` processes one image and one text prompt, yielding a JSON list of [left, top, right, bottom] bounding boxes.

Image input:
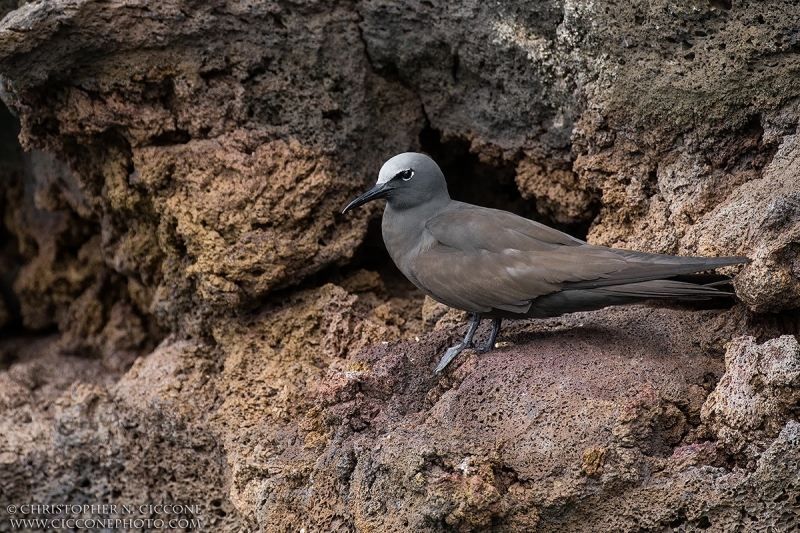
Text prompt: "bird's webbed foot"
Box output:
[[435, 343, 469, 373], [434, 313, 482, 374]]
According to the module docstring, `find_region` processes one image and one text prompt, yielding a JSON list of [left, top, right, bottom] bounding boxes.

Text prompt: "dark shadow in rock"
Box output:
[[0, 103, 26, 336], [419, 125, 596, 240]]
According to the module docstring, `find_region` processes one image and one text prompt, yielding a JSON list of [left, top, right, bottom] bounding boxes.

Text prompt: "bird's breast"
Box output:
[[381, 208, 437, 281]]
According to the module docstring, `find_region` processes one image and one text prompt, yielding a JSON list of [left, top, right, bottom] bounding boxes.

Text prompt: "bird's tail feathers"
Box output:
[[526, 279, 735, 318], [588, 279, 732, 300]]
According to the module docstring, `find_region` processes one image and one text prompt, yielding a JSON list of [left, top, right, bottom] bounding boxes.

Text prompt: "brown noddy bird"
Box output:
[[342, 152, 749, 373]]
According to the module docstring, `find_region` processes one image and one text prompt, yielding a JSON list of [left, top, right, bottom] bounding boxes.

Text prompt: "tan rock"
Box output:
[[701, 335, 800, 463]]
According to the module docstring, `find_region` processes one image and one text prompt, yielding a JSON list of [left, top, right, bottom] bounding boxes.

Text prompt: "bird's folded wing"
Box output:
[[408, 243, 629, 313], [424, 204, 585, 253], [417, 205, 747, 313]]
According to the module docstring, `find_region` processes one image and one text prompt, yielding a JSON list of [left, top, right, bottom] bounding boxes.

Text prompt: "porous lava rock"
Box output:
[[2, 298, 799, 532], [0, 0, 422, 334], [701, 335, 800, 464], [0, 0, 799, 531], [0, 279, 419, 531]]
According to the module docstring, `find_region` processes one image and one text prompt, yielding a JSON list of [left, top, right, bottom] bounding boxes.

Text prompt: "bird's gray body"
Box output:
[[343, 152, 748, 371]]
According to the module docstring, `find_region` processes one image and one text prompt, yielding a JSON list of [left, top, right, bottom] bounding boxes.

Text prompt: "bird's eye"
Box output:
[[395, 169, 414, 181]]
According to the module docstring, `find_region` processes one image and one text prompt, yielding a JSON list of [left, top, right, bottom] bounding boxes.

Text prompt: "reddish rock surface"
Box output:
[[2, 296, 799, 531], [0, 0, 799, 531]]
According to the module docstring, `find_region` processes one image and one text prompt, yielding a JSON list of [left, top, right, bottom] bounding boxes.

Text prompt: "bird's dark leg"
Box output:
[[434, 313, 482, 373], [477, 318, 502, 353]]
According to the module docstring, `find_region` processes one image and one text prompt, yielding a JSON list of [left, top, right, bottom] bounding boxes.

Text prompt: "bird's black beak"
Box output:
[[342, 183, 392, 214]]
